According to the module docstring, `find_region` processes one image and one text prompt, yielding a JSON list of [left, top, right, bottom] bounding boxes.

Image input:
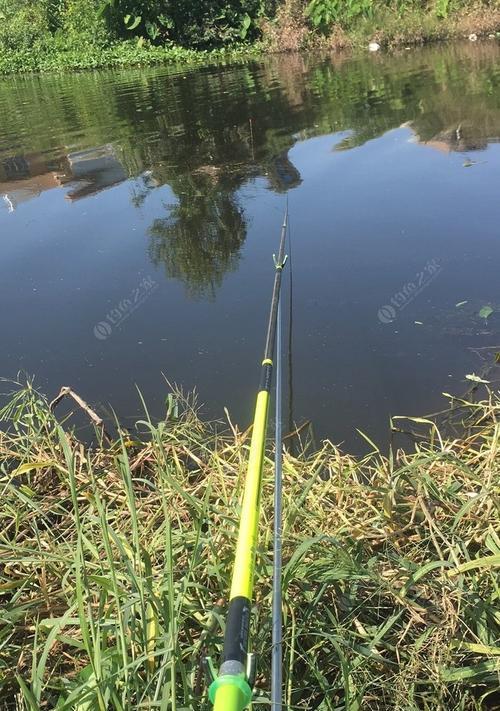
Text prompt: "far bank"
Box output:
[[1, 2, 500, 75]]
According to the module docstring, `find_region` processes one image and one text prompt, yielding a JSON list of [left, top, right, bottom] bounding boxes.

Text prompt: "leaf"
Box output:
[[146, 21, 159, 39], [13, 460, 57, 476], [0, 578, 30, 591], [400, 560, 454, 597], [124, 14, 141, 31], [157, 13, 174, 29], [455, 300, 468, 307], [15, 676, 38, 710], [146, 600, 158, 672], [96, 1, 111, 18], [239, 13, 252, 39], [479, 305, 493, 319], [448, 554, 500, 576], [484, 530, 500, 555], [450, 641, 500, 656], [441, 658, 500, 681], [38, 617, 82, 628]]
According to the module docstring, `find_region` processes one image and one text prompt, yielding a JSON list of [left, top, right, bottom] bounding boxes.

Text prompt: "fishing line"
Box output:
[[286, 211, 294, 454]]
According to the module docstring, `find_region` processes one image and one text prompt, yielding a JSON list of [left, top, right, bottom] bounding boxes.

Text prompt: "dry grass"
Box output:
[[261, 0, 311, 52], [261, 2, 500, 52], [0, 381, 499, 709]]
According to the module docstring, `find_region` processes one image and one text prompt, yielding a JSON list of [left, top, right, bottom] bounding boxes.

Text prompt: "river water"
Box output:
[[1, 42, 500, 450]]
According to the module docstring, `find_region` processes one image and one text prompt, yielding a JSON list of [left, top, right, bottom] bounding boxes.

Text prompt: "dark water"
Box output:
[[2, 42, 500, 451]]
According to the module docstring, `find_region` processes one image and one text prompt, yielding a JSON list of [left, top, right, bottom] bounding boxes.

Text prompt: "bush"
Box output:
[[60, 0, 110, 47], [0, 0, 109, 52], [101, 0, 277, 47], [0, 0, 51, 51]]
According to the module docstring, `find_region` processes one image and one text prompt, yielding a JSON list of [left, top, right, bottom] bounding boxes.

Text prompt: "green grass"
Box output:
[[0, 380, 499, 708]]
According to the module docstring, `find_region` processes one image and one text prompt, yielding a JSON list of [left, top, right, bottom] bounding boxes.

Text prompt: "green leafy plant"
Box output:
[[99, 0, 269, 47], [0, 4, 51, 50], [240, 12, 252, 38], [305, 0, 373, 33], [124, 12, 141, 29], [305, 0, 340, 32], [435, 0, 450, 19]]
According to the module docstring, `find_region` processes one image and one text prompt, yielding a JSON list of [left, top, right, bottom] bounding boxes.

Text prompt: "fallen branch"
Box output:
[[50, 386, 112, 444]]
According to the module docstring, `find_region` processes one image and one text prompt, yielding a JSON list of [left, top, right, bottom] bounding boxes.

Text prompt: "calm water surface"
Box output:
[[1, 42, 500, 450]]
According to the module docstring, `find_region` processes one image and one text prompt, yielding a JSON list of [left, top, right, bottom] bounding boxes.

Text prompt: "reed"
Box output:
[[0, 381, 498, 709]]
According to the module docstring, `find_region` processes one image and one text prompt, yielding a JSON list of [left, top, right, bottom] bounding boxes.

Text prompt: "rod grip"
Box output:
[[222, 596, 250, 664]]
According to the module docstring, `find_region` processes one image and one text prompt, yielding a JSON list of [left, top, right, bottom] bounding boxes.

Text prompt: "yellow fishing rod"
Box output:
[[205, 208, 288, 711]]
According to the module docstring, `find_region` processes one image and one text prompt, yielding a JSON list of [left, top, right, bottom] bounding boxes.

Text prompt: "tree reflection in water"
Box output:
[[148, 168, 246, 298]]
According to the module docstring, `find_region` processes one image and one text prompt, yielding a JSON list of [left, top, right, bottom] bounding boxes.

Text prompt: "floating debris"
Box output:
[[465, 372, 490, 384], [479, 305, 494, 320]]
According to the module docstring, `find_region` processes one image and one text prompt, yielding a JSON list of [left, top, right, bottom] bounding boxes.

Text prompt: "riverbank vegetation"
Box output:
[[0, 380, 499, 708], [1, 0, 500, 73]]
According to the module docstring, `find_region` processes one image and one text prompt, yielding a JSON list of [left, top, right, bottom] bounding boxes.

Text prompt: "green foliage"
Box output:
[[61, 0, 109, 46], [0, 0, 498, 72], [0, 0, 269, 66], [435, 0, 450, 19], [305, 0, 374, 32], [0, 0, 109, 52], [101, 0, 273, 47], [303, 0, 470, 32], [305, 0, 335, 32], [0, 37, 259, 73], [0, 0, 51, 51]]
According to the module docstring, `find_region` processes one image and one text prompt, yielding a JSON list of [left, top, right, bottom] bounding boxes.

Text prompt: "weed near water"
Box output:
[[0, 381, 499, 708], [0, 37, 263, 75]]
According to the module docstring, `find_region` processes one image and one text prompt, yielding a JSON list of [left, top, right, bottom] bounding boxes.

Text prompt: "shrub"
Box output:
[[0, 0, 51, 51], [58, 0, 109, 45], [101, 0, 277, 47], [0, 0, 112, 52]]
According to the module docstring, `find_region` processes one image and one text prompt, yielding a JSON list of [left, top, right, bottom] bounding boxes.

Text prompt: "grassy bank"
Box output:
[[0, 381, 499, 708], [0, 39, 262, 75], [264, 1, 500, 51], [2, 2, 500, 74]]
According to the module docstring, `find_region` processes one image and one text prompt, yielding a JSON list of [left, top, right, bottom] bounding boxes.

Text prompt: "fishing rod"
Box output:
[[271, 281, 284, 710], [205, 207, 288, 711]]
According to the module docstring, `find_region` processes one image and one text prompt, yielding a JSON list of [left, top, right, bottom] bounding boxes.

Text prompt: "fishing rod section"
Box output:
[[271, 291, 284, 711], [204, 209, 288, 711]]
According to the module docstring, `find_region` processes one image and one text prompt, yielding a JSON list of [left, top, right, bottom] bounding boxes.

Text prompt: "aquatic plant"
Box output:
[[0, 381, 499, 708]]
